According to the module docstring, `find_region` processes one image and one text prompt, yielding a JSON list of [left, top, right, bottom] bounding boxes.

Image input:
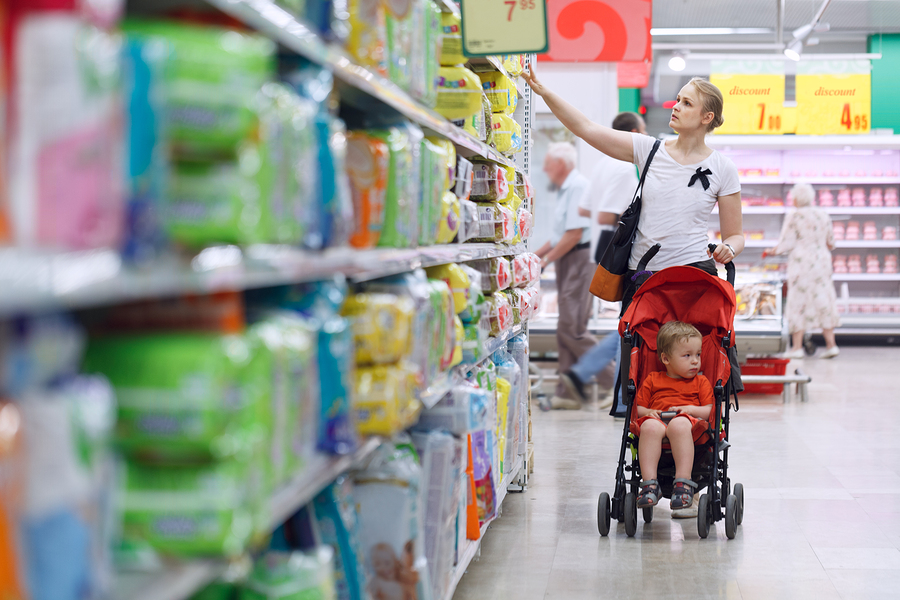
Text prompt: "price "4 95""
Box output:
[[505, 0, 536, 21], [840, 103, 868, 131]]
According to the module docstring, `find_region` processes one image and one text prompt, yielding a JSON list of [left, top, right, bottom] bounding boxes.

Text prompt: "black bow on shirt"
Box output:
[[688, 167, 713, 191]]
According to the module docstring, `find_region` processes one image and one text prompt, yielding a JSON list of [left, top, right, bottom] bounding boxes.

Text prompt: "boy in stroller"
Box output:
[[633, 321, 713, 511]]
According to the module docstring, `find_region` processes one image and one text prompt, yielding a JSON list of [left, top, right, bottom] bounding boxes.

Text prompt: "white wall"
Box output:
[[530, 62, 619, 252]]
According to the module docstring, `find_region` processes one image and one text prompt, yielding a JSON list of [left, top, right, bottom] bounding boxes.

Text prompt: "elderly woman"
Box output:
[[768, 183, 841, 358]]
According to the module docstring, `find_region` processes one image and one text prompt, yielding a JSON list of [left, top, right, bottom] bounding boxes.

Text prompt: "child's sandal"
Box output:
[[670, 478, 698, 509], [637, 479, 660, 508]]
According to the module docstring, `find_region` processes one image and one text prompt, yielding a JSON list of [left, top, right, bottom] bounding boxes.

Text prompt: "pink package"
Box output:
[[837, 189, 852, 207], [847, 254, 862, 273], [517, 209, 533, 240], [851, 188, 867, 207], [884, 256, 898, 273], [885, 188, 899, 207], [866, 254, 881, 274], [863, 221, 878, 241], [845, 221, 860, 240], [833, 255, 847, 273], [818, 189, 834, 207], [870, 188, 884, 207], [511, 255, 531, 288], [883, 227, 898, 241], [499, 205, 515, 242], [833, 223, 845, 240]]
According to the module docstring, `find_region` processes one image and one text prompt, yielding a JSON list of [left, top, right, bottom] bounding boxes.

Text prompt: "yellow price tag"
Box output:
[[710, 72, 785, 135], [796, 65, 871, 135], [460, 0, 549, 57]]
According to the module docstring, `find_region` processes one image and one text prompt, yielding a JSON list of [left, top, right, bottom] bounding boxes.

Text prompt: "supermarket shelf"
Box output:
[[838, 297, 900, 304], [0, 242, 526, 316], [743, 240, 900, 248], [718, 206, 900, 215], [205, 0, 514, 169], [707, 134, 900, 150], [433, 0, 460, 16], [832, 274, 900, 281], [444, 464, 520, 600], [739, 177, 900, 185]]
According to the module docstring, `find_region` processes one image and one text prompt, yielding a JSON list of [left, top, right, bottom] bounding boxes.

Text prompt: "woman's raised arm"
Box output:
[[523, 66, 634, 163]]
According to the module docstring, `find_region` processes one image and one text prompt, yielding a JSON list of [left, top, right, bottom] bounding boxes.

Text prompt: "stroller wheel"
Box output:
[[734, 483, 745, 525], [597, 492, 611, 536], [803, 336, 817, 356], [642, 506, 654, 523], [697, 493, 711, 539], [725, 494, 738, 539], [624, 492, 638, 537]]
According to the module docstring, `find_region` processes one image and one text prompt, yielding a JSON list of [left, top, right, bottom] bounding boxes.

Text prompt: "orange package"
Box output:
[[0, 402, 25, 599], [346, 132, 390, 248], [465, 434, 480, 540]]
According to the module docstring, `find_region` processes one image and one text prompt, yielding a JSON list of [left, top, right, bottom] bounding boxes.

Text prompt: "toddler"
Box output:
[[633, 321, 713, 510]]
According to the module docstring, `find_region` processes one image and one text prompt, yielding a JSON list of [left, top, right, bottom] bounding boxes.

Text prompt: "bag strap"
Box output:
[[629, 139, 661, 205]]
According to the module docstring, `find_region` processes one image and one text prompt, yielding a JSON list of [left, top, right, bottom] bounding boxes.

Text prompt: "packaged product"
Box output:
[[0, 403, 24, 600], [470, 161, 508, 201], [385, 0, 415, 92], [416, 384, 492, 435], [501, 54, 526, 76], [305, 0, 351, 42], [371, 126, 421, 249], [481, 93, 495, 145], [456, 199, 479, 243], [457, 265, 487, 324], [435, 191, 461, 244], [493, 349, 522, 471], [486, 293, 512, 336], [511, 253, 538, 288], [345, 132, 390, 248], [410, 431, 464, 600], [468, 257, 513, 293], [499, 204, 516, 241], [479, 71, 518, 115], [461, 318, 490, 364], [498, 166, 517, 204], [11, 11, 126, 250], [414, 0, 442, 107], [436, 66, 483, 121], [346, 0, 387, 75], [425, 263, 470, 314], [517, 208, 534, 240], [491, 113, 522, 155], [240, 548, 336, 599], [439, 12, 464, 65], [451, 315, 464, 367], [82, 333, 269, 463], [463, 435, 480, 540], [311, 477, 370, 600], [495, 376, 510, 473], [454, 157, 474, 201], [121, 457, 266, 557], [470, 430, 496, 525], [354, 362, 422, 436], [420, 138, 452, 245], [342, 293, 415, 365], [515, 171, 535, 204], [426, 279, 456, 375]]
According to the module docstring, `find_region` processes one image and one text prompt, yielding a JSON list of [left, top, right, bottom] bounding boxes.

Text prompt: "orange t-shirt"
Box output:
[[631, 371, 715, 442]]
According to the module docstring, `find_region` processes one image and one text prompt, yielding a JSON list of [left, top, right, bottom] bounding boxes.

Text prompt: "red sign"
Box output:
[[617, 61, 651, 88], [538, 0, 651, 63]]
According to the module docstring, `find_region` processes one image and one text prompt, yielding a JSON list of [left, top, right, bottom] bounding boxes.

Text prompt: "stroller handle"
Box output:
[[708, 243, 736, 287]]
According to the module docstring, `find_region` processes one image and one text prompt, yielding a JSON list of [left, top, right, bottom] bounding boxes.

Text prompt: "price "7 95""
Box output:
[[505, 0, 536, 21]]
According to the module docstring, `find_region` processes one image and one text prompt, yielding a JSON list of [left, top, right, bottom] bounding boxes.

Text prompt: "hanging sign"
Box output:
[[460, 0, 549, 57], [538, 0, 651, 62], [710, 61, 785, 135], [795, 61, 871, 135]]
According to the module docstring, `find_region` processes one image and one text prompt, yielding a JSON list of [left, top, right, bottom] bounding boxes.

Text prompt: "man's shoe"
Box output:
[[549, 395, 582, 410], [560, 371, 587, 403]]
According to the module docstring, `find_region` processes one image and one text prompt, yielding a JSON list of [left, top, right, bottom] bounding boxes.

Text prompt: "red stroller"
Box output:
[[597, 248, 744, 539]]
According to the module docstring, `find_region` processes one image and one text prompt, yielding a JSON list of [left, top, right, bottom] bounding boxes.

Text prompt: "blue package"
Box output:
[[312, 477, 369, 600], [22, 510, 92, 600]]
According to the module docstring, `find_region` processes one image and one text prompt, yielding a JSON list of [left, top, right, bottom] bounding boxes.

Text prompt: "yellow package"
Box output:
[[436, 191, 460, 243], [426, 136, 456, 191], [354, 362, 422, 436], [491, 113, 522, 155], [498, 165, 517, 204], [343, 293, 415, 364], [440, 12, 465, 65], [502, 55, 525, 76], [347, 0, 388, 76], [437, 66, 483, 121], [425, 263, 470, 314], [479, 71, 518, 115], [496, 376, 511, 472], [451, 315, 464, 367]]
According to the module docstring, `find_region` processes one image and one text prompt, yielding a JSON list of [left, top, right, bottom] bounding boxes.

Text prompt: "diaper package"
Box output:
[[354, 439, 431, 600], [347, 0, 388, 76], [346, 132, 390, 248], [354, 362, 422, 436], [508, 333, 530, 455], [370, 126, 421, 249], [493, 349, 522, 474], [435, 191, 460, 244], [420, 137, 455, 245], [436, 67, 482, 121], [468, 258, 512, 293], [311, 476, 370, 600], [479, 72, 518, 115], [451, 316, 464, 367], [470, 430, 496, 525], [240, 547, 336, 600], [461, 318, 490, 364], [428, 279, 456, 376], [495, 376, 510, 474], [439, 12, 464, 66], [491, 113, 522, 155], [471, 161, 509, 201], [424, 263, 470, 315], [342, 293, 415, 365], [502, 55, 526, 76], [385, 0, 415, 93], [413, 0, 442, 107], [415, 384, 492, 435]]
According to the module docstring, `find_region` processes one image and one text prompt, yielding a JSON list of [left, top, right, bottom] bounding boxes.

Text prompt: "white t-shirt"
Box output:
[[630, 133, 741, 270], [579, 153, 640, 216], [551, 169, 592, 246]]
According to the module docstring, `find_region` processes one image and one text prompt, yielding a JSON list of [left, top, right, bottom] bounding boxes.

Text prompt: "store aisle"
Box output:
[[454, 346, 900, 600]]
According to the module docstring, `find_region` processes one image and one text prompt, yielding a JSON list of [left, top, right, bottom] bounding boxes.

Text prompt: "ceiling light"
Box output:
[[668, 54, 686, 71], [791, 24, 813, 40], [784, 39, 803, 61]]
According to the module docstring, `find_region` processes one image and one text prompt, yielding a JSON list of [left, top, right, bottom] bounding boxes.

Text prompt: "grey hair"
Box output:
[[546, 142, 578, 169], [790, 183, 815, 207]]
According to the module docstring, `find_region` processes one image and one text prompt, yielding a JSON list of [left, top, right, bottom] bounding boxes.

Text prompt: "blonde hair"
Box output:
[[657, 321, 702, 358], [790, 182, 815, 207], [688, 77, 725, 132]]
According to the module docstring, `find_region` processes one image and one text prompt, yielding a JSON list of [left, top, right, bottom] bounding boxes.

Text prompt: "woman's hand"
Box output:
[[709, 243, 735, 264], [522, 65, 547, 97]]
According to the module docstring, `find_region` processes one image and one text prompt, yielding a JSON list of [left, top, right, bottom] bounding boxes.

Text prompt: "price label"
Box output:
[[460, 0, 549, 57], [710, 68, 785, 135], [796, 65, 871, 135]]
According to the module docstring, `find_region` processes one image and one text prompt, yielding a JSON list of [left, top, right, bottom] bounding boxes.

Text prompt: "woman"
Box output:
[[767, 183, 841, 358], [522, 68, 744, 310]]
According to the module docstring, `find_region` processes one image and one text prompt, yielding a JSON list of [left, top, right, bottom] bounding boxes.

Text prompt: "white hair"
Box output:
[[546, 142, 577, 169], [790, 183, 815, 207]]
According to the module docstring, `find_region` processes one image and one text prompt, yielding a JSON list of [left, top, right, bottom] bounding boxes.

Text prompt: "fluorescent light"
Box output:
[[651, 28, 773, 36], [668, 55, 686, 71], [784, 39, 803, 61]]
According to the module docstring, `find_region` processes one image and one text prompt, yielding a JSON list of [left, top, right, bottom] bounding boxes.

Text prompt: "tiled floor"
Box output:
[[454, 346, 900, 599]]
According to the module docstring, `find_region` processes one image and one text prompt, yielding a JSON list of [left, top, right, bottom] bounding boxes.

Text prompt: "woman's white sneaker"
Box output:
[[783, 348, 805, 359], [819, 346, 840, 359]]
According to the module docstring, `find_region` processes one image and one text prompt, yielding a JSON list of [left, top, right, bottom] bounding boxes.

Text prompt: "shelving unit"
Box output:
[[706, 135, 900, 335]]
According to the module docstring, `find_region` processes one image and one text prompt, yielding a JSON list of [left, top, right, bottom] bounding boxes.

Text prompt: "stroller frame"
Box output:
[[597, 254, 745, 540]]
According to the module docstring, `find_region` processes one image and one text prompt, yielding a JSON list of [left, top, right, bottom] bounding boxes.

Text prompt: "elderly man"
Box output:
[[535, 142, 595, 410]]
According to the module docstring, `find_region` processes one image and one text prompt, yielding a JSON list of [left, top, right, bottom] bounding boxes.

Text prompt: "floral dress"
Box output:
[[773, 206, 841, 332]]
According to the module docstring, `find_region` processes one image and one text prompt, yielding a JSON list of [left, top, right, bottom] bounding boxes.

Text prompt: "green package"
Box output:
[[418, 138, 446, 246], [386, 6, 414, 94], [192, 582, 238, 600], [422, 0, 442, 108], [121, 457, 266, 557], [240, 548, 336, 600], [371, 126, 423, 249], [82, 333, 270, 463], [122, 19, 276, 158]]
